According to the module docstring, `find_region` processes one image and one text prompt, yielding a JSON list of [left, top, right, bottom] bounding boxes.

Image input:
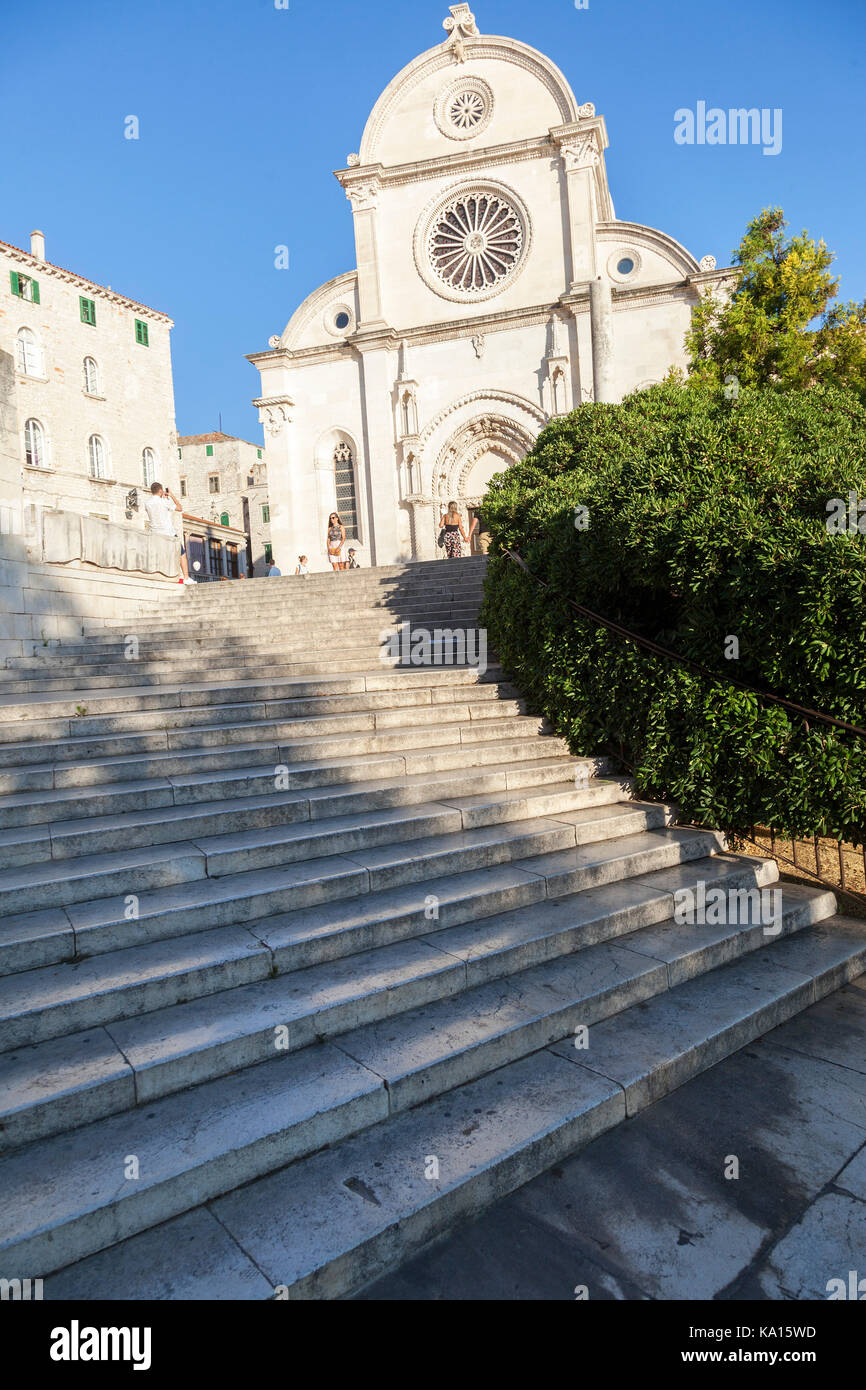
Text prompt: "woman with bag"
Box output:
[[326, 513, 347, 571], [439, 501, 468, 560]]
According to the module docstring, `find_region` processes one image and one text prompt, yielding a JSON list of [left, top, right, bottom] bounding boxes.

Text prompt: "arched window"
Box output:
[[142, 448, 156, 487], [24, 419, 46, 469], [88, 435, 108, 480], [83, 357, 100, 394], [16, 327, 43, 377], [334, 443, 359, 539]]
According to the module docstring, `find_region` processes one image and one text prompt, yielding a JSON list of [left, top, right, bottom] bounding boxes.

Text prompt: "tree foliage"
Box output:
[[480, 380, 866, 845], [687, 208, 866, 403]]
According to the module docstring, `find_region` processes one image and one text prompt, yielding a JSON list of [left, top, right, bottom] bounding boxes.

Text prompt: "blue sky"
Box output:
[[2, 0, 864, 440]]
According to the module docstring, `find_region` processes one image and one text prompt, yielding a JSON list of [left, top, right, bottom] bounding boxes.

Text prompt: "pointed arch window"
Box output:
[[142, 448, 156, 487], [334, 443, 359, 539]]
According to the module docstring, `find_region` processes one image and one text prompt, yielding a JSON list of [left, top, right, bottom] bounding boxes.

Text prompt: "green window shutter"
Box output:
[[220, 512, 229, 527], [257, 449, 262, 459], [206, 445, 214, 457], [135, 319, 149, 346], [262, 505, 270, 523], [80, 297, 96, 325], [10, 271, 19, 296], [31, 279, 40, 304]]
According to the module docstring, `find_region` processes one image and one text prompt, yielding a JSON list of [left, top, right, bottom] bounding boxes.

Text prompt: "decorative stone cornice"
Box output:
[[336, 135, 560, 190]]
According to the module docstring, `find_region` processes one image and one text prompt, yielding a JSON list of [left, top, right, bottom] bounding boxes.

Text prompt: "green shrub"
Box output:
[[480, 380, 866, 845]]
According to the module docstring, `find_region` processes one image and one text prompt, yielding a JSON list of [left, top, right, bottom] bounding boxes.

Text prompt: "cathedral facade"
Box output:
[[249, 5, 728, 571]]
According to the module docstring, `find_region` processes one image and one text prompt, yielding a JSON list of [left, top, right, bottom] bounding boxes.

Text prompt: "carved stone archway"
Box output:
[[403, 391, 544, 560]]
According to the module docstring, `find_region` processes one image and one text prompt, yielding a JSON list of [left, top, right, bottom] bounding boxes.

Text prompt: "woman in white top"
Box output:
[[326, 513, 347, 571]]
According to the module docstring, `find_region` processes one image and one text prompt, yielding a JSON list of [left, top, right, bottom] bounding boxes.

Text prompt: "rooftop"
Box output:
[[0, 235, 172, 322], [178, 433, 264, 450]]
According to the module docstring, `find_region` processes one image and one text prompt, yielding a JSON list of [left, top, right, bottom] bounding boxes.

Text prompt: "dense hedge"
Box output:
[[479, 380, 866, 846]]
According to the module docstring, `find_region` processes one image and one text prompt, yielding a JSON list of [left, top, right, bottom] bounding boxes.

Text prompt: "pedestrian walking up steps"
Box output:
[[0, 555, 862, 1299]]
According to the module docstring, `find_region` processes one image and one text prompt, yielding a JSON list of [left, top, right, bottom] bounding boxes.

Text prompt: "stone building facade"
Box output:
[[250, 4, 731, 572], [0, 230, 180, 537], [177, 433, 271, 577]]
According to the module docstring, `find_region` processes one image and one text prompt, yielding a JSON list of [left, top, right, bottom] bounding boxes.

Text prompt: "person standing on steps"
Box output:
[[268, 558, 282, 577], [439, 500, 468, 560], [144, 481, 195, 585], [295, 556, 309, 576], [326, 513, 347, 571]]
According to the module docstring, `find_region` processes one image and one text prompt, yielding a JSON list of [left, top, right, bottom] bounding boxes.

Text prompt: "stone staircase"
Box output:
[[0, 555, 863, 1299]]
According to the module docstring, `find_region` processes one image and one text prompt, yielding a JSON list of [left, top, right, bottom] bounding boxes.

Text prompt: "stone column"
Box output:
[[590, 279, 617, 403]]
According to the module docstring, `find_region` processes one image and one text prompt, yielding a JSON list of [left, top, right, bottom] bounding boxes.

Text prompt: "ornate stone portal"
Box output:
[[248, 6, 729, 570]]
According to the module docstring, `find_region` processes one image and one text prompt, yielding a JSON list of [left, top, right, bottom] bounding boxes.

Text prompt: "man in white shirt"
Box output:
[[145, 482, 195, 585]]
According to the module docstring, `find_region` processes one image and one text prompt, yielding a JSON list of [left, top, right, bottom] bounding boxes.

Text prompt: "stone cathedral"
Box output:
[[250, 5, 726, 570]]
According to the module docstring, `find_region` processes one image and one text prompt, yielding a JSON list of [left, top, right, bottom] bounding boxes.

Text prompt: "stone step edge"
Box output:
[[0, 667, 507, 722]]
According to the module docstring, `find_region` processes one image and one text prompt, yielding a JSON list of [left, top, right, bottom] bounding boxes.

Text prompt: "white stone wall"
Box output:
[[0, 557, 179, 665], [0, 239, 179, 539], [178, 437, 271, 575]]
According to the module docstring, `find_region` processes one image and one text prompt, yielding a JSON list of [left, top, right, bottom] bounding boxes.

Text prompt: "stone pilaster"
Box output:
[[343, 178, 387, 329], [551, 117, 606, 292]]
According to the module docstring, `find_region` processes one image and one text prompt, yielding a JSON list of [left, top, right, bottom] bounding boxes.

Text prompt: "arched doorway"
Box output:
[[430, 414, 535, 557]]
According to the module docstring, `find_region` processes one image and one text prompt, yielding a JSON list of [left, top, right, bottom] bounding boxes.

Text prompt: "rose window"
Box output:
[[427, 193, 524, 295], [448, 89, 486, 131]]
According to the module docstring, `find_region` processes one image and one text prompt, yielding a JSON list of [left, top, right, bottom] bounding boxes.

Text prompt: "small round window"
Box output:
[[617, 257, 635, 275], [335, 312, 350, 330]]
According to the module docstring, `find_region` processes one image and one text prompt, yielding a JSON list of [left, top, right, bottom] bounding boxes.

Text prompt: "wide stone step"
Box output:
[[5, 904, 861, 1285], [0, 666, 506, 726], [13, 612, 488, 666], [0, 714, 552, 794], [0, 697, 528, 770], [0, 742, 587, 835], [0, 812, 700, 971], [0, 678, 521, 749], [0, 648, 489, 692], [0, 852, 799, 1152], [0, 765, 619, 869]]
